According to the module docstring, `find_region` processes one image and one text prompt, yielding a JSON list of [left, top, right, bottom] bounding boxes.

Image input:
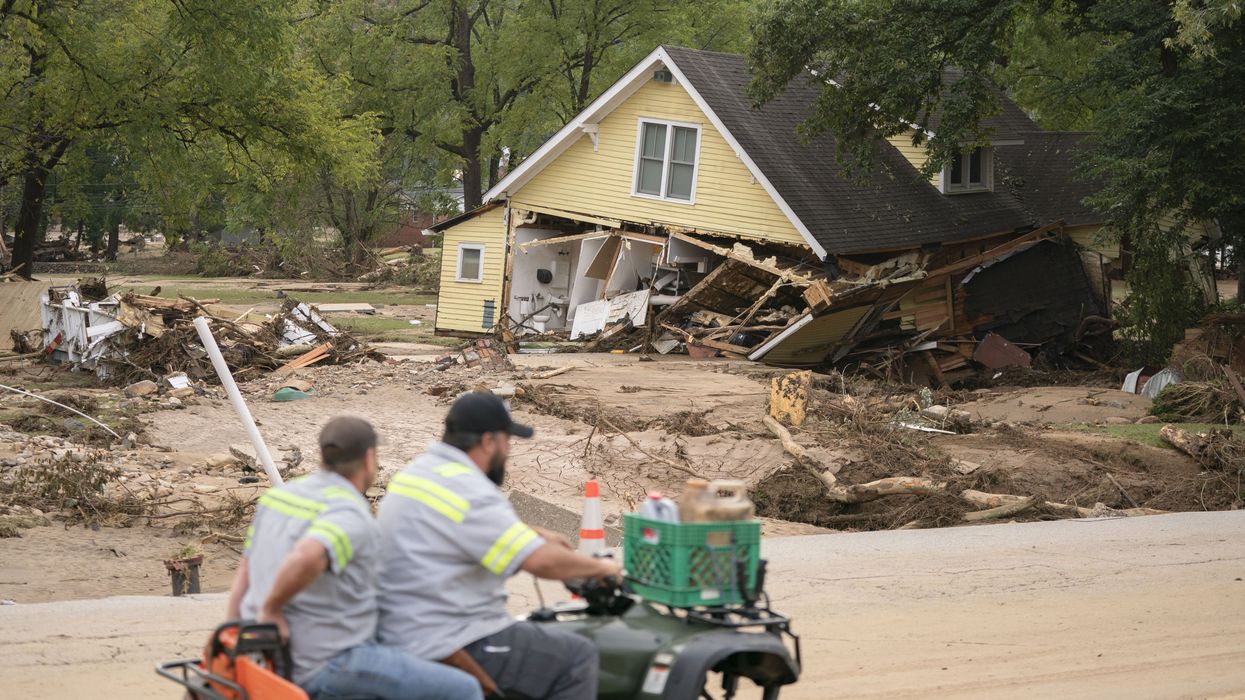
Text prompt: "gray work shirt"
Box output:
[[376, 442, 546, 660], [241, 470, 378, 685]]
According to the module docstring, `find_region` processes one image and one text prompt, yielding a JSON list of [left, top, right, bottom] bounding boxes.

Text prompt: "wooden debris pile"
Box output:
[[757, 369, 1170, 529], [37, 280, 377, 384], [1171, 312, 1245, 375], [358, 245, 423, 283], [435, 338, 513, 371]]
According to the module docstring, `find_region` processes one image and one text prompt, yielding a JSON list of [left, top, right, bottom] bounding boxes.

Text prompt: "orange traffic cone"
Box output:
[[578, 479, 605, 555]]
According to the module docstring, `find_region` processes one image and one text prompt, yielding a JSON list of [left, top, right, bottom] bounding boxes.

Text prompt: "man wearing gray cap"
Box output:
[[377, 392, 621, 700], [226, 415, 480, 699]]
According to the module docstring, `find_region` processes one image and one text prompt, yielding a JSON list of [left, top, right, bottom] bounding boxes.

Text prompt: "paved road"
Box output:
[[3, 511, 1243, 699]]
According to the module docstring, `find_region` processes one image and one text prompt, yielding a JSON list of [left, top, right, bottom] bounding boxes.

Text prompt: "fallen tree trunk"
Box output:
[[829, 476, 947, 504], [961, 489, 1086, 516], [1159, 424, 1205, 460], [959, 489, 1166, 519], [529, 365, 576, 380], [963, 495, 1040, 522], [763, 416, 947, 502], [763, 414, 837, 488]]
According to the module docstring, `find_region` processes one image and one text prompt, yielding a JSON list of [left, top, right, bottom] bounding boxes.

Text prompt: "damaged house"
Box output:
[[430, 46, 1213, 377]]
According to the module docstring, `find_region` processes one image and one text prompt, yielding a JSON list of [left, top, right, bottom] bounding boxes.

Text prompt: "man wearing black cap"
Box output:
[[377, 392, 621, 699], [226, 416, 480, 700]]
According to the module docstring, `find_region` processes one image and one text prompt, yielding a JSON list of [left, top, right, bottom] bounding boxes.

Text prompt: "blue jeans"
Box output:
[[303, 644, 482, 700]]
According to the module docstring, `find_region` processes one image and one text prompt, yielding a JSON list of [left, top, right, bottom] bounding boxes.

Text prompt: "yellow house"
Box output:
[[430, 46, 1182, 356]]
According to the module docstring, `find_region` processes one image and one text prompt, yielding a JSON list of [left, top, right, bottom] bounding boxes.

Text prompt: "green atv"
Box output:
[[156, 561, 799, 700], [531, 558, 801, 699]]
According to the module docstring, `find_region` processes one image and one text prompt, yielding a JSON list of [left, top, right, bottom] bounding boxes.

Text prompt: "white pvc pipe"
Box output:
[[192, 316, 282, 486]]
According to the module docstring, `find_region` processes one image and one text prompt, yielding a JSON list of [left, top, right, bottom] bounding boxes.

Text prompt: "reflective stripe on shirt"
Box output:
[[308, 519, 355, 568], [481, 522, 538, 575], [433, 463, 476, 478], [257, 486, 359, 568], [386, 472, 470, 523], [259, 489, 327, 520], [240, 470, 379, 684]]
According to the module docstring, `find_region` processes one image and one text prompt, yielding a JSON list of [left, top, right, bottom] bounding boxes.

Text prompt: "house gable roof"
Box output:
[[489, 46, 1099, 257]]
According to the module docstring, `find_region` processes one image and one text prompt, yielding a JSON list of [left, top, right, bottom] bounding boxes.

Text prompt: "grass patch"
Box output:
[[327, 316, 461, 347], [328, 316, 422, 333], [113, 284, 436, 307], [1074, 422, 1245, 448]]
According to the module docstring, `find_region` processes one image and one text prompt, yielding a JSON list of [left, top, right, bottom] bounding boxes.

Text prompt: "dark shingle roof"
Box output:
[[662, 46, 1099, 254], [995, 132, 1102, 227], [925, 67, 1041, 139]]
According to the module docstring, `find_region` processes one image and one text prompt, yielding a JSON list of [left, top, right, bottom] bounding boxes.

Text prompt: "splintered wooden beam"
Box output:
[[655, 261, 735, 321], [274, 342, 332, 375], [517, 231, 610, 249], [668, 231, 814, 284]]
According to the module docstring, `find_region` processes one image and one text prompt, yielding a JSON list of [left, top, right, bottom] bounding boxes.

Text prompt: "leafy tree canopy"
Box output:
[[748, 0, 1245, 363]]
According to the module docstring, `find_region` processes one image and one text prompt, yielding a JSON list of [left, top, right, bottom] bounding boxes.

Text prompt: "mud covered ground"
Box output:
[[0, 346, 1241, 604]]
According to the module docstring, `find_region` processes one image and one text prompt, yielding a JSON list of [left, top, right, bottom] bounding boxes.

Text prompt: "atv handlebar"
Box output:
[[564, 574, 635, 616]]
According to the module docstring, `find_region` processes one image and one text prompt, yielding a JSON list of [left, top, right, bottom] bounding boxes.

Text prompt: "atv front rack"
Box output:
[[664, 602, 802, 670], [682, 604, 791, 631], [155, 620, 302, 700], [156, 657, 244, 700]]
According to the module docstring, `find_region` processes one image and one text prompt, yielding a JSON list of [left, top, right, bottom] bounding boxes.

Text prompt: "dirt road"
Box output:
[[3, 511, 1242, 699]]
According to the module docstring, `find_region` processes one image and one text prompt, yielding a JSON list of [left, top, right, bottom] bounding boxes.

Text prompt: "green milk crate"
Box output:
[[622, 514, 761, 608]]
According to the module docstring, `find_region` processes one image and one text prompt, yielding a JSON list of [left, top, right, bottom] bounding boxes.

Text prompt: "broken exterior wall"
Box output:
[[749, 225, 1119, 373], [962, 239, 1106, 351], [508, 227, 582, 332], [436, 206, 507, 334], [506, 78, 806, 246]]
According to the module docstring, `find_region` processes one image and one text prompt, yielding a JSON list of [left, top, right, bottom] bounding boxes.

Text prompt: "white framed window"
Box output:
[[632, 118, 701, 203], [456, 243, 484, 283], [941, 146, 993, 193]]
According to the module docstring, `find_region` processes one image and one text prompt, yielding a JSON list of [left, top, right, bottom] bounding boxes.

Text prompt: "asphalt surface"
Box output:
[[2, 511, 1243, 699]]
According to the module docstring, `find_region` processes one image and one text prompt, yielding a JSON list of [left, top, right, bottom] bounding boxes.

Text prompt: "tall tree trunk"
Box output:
[[1224, 209, 1245, 304], [13, 163, 52, 279], [105, 220, 120, 261], [449, 1, 485, 209], [575, 45, 596, 113], [461, 127, 484, 209], [1237, 253, 1244, 304], [74, 220, 83, 251]]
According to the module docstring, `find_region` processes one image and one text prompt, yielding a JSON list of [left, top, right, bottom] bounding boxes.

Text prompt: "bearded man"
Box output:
[[376, 393, 620, 699]]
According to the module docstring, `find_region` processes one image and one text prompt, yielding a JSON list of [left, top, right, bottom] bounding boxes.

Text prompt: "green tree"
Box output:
[[748, 0, 1245, 363], [0, 0, 377, 278], [333, 0, 747, 210]]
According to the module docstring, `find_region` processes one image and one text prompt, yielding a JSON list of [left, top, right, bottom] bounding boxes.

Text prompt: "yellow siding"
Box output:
[[1069, 217, 1209, 262], [1067, 224, 1119, 259], [435, 207, 507, 333], [510, 79, 806, 246], [885, 130, 940, 186], [1157, 213, 1210, 241]]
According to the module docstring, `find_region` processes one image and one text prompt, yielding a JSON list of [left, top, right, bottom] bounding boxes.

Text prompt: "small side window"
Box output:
[[457, 244, 484, 282]]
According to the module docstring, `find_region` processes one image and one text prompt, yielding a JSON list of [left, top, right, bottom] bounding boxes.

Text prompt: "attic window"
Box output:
[[633, 119, 700, 203], [942, 147, 992, 193]]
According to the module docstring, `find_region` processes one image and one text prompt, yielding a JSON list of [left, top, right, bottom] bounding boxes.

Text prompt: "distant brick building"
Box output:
[[376, 187, 465, 248]]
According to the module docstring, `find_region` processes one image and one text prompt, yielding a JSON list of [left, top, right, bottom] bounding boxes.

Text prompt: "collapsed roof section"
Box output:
[[488, 203, 1112, 376]]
